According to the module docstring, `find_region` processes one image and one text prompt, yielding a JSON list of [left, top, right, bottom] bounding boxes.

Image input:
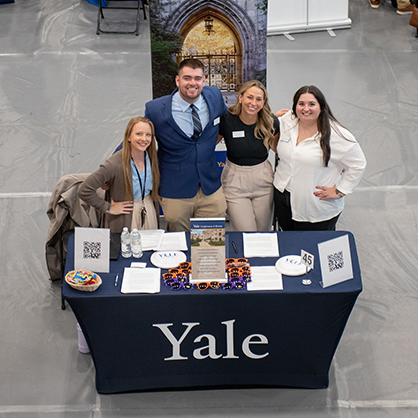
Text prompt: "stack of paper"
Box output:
[[137, 230, 188, 252], [247, 266, 283, 291], [243, 233, 279, 258], [138, 229, 165, 251], [121, 267, 161, 294], [158, 232, 188, 251]]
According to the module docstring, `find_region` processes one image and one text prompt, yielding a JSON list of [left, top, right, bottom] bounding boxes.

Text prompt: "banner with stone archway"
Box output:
[[149, 0, 268, 104]]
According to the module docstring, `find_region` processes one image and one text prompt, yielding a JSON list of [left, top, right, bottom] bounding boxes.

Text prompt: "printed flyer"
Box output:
[[190, 218, 226, 283]]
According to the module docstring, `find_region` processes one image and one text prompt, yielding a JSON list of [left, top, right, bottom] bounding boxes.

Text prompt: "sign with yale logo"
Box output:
[[153, 319, 269, 361]]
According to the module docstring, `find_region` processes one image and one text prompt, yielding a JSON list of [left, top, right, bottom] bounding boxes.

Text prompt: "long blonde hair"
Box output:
[[121, 117, 160, 201], [229, 80, 275, 150]]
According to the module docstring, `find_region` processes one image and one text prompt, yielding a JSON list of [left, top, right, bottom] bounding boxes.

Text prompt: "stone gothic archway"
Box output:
[[164, 0, 262, 90], [179, 12, 242, 92]]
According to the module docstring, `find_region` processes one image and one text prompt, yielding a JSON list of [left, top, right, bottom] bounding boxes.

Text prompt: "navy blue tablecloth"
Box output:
[[63, 231, 362, 394]]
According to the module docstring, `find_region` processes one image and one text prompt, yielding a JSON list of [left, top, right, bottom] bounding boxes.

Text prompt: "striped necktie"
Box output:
[[190, 104, 202, 141]]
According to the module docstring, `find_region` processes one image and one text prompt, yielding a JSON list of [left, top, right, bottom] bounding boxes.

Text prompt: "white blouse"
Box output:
[[273, 111, 367, 223]]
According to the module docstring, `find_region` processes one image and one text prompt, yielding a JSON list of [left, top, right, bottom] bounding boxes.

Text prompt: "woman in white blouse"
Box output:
[[273, 85, 366, 231]]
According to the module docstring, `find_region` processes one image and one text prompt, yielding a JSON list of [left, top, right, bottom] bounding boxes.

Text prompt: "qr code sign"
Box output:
[[327, 251, 344, 272], [83, 241, 102, 259]]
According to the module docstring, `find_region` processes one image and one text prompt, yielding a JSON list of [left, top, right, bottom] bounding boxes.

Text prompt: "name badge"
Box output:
[[232, 131, 245, 138], [213, 117, 220, 126]]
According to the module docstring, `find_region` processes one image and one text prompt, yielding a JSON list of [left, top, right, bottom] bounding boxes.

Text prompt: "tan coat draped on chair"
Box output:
[[45, 173, 105, 281]]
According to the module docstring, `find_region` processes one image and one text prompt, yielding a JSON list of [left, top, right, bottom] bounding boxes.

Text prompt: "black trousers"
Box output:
[[274, 188, 340, 231]]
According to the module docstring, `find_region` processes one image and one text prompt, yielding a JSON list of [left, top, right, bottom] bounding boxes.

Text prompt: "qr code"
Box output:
[[83, 241, 102, 259], [327, 251, 344, 272]]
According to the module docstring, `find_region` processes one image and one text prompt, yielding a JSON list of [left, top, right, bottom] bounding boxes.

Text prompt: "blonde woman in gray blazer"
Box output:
[[79, 117, 160, 233]]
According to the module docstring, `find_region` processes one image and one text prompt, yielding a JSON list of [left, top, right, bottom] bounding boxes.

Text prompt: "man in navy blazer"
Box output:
[[145, 59, 228, 231]]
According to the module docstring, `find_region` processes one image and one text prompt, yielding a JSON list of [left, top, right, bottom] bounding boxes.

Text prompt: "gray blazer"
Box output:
[[78, 150, 159, 233]]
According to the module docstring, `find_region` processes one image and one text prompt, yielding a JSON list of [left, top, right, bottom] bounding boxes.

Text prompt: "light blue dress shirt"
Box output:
[[131, 151, 153, 200], [171, 92, 209, 138]]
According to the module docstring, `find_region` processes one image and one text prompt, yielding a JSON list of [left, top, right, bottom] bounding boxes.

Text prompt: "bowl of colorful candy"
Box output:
[[65, 270, 102, 292]]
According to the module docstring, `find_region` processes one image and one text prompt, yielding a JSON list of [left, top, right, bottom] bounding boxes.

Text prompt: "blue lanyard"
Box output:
[[132, 156, 147, 203]]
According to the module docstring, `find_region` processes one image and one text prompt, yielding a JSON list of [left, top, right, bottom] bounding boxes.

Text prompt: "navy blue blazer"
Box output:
[[145, 86, 228, 199]]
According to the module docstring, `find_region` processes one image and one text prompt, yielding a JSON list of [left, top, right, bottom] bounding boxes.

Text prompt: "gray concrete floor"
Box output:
[[1, 0, 418, 416]]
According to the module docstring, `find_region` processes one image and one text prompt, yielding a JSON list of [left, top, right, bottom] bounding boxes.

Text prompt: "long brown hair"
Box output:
[[292, 85, 349, 167], [121, 117, 160, 201], [229, 80, 276, 150]]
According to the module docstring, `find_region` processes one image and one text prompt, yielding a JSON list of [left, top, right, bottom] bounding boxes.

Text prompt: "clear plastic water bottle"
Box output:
[[131, 228, 143, 258], [121, 227, 132, 258]]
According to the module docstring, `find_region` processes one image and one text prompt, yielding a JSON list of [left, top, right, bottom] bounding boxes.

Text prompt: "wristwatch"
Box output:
[[336, 188, 345, 198]]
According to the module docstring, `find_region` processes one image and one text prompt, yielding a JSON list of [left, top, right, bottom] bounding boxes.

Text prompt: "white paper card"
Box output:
[[157, 232, 188, 251], [130, 262, 147, 268], [247, 266, 283, 291], [121, 267, 161, 293], [318, 234, 353, 288], [301, 250, 314, 270], [243, 233, 279, 258], [232, 130, 245, 138], [74, 227, 110, 273]]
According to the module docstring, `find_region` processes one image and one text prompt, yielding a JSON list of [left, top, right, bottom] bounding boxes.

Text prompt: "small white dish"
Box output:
[[150, 251, 187, 269], [275, 255, 312, 276]]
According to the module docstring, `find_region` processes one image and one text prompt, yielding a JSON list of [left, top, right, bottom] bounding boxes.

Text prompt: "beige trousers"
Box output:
[[398, 0, 411, 8], [221, 159, 274, 232], [131, 194, 158, 230], [160, 187, 227, 232]]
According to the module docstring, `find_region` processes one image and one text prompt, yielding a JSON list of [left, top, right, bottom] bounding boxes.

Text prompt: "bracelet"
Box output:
[[107, 203, 111, 212], [336, 189, 345, 198]]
